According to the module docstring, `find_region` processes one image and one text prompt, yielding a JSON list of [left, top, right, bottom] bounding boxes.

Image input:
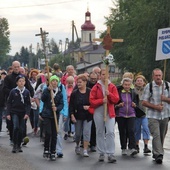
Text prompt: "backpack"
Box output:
[[149, 81, 169, 97]]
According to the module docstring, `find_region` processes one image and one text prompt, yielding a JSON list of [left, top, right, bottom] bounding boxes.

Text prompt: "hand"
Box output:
[[156, 104, 164, 112], [30, 98, 35, 102], [105, 90, 109, 96], [161, 95, 167, 102], [103, 97, 107, 103], [83, 105, 90, 110], [71, 114, 76, 123], [39, 115, 44, 121], [52, 106, 57, 112], [48, 84, 53, 91], [132, 102, 136, 107], [24, 114, 29, 120], [118, 102, 124, 107], [6, 115, 11, 120]]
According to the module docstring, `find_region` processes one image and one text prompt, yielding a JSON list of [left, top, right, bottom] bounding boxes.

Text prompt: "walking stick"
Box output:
[[36, 28, 58, 132]]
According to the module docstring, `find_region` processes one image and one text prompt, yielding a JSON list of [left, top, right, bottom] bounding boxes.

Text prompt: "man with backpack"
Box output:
[[142, 68, 170, 164]]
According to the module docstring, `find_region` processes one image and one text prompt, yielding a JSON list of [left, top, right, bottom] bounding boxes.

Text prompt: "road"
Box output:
[[0, 119, 170, 170]]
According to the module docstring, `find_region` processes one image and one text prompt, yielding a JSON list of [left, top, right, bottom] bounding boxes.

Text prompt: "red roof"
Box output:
[[81, 11, 95, 31]]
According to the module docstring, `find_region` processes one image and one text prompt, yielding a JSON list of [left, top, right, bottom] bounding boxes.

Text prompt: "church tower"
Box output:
[[80, 8, 95, 47]]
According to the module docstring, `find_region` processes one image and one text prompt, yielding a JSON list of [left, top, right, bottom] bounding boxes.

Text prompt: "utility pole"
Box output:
[[72, 20, 75, 63]]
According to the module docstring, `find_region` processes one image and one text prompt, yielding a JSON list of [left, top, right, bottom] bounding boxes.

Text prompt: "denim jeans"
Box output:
[[33, 109, 39, 129], [135, 117, 150, 141], [12, 114, 25, 146], [57, 114, 63, 154]]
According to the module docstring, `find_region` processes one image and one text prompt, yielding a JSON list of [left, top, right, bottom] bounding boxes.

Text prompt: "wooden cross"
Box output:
[[93, 26, 123, 121], [35, 28, 59, 132]]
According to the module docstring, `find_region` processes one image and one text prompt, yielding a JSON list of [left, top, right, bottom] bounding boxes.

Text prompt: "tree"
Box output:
[[48, 38, 59, 54], [49, 54, 76, 72], [104, 0, 170, 80], [19, 46, 29, 66], [0, 18, 10, 62]]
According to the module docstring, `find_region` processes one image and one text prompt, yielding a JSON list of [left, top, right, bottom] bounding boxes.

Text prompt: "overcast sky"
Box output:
[[0, 0, 115, 55]]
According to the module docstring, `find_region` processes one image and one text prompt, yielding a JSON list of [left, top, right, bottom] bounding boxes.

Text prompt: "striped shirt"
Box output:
[[141, 81, 170, 120]]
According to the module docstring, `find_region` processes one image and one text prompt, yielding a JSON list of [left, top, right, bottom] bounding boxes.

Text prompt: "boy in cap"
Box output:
[[6, 75, 31, 153], [40, 75, 63, 161]]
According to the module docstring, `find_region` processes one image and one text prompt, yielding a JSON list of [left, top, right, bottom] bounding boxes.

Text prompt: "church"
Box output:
[[67, 8, 121, 80]]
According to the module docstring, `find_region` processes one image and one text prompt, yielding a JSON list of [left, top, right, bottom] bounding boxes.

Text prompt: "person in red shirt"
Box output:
[[89, 68, 119, 163]]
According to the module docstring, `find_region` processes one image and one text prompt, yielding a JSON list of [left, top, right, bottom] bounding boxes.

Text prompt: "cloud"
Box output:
[[0, 0, 115, 55]]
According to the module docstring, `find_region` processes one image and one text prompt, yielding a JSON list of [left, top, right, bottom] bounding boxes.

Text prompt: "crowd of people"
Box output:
[[0, 61, 169, 164]]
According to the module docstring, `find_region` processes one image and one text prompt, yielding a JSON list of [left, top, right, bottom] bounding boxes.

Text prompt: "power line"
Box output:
[[0, 0, 81, 9]]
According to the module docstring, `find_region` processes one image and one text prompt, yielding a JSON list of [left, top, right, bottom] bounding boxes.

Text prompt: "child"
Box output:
[[64, 76, 75, 140], [40, 75, 63, 161], [6, 75, 31, 153]]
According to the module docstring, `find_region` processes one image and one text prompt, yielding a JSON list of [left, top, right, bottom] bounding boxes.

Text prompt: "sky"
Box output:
[[0, 0, 116, 55]]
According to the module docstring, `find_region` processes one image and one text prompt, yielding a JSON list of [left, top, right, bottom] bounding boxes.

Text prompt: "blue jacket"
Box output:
[[41, 87, 63, 119], [58, 82, 68, 118], [39, 83, 68, 118]]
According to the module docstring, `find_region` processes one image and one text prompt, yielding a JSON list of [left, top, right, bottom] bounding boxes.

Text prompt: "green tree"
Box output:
[[49, 54, 76, 72], [105, 0, 170, 80], [19, 46, 29, 66], [48, 38, 59, 54], [0, 18, 10, 62]]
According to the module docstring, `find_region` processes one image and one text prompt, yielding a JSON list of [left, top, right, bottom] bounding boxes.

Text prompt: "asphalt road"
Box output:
[[0, 119, 170, 170]]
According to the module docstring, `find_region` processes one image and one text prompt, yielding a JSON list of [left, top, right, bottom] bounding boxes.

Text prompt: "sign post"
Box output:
[[156, 27, 170, 61], [156, 27, 170, 96]]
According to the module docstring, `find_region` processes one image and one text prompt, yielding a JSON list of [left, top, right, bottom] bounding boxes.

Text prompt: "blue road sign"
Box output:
[[162, 40, 170, 54]]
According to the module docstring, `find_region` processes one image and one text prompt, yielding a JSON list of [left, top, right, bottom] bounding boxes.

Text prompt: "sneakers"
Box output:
[[83, 150, 89, 157], [98, 154, 105, 162], [108, 155, 117, 163], [90, 146, 96, 152], [122, 149, 127, 155], [12, 145, 17, 153], [50, 154, 56, 161], [143, 147, 151, 154], [43, 150, 50, 158], [75, 146, 81, 155], [10, 140, 14, 146], [57, 153, 63, 158], [129, 149, 138, 156], [17, 146, 23, 152], [155, 154, 163, 164], [64, 134, 68, 140], [136, 145, 140, 153]]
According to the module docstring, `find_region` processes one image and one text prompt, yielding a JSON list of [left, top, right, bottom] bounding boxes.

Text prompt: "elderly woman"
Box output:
[[134, 75, 151, 154], [115, 78, 138, 156], [69, 74, 93, 157]]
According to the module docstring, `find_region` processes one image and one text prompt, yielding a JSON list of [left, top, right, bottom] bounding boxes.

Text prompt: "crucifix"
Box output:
[[35, 28, 59, 132], [94, 26, 123, 121]]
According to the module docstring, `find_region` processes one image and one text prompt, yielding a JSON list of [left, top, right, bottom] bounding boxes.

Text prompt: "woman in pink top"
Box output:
[[64, 76, 75, 140]]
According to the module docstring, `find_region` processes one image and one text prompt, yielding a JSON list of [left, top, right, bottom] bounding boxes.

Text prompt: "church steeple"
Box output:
[[80, 8, 96, 47], [81, 8, 95, 31]]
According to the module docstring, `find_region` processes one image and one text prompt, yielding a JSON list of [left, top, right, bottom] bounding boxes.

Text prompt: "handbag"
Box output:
[[135, 106, 146, 118]]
